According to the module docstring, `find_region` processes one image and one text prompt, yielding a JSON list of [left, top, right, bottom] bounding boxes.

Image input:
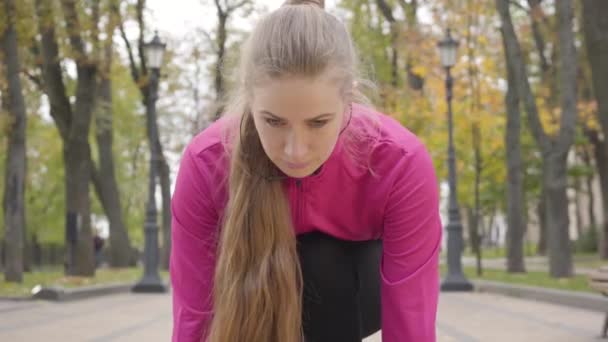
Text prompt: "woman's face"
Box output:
[[251, 75, 347, 178]]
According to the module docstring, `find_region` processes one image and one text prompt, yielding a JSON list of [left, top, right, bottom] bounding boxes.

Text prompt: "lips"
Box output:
[[286, 161, 309, 169]]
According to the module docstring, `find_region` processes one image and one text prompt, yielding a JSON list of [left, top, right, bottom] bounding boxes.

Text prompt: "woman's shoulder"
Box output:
[[185, 116, 236, 159], [350, 104, 437, 190], [351, 103, 427, 157], [179, 116, 235, 199]]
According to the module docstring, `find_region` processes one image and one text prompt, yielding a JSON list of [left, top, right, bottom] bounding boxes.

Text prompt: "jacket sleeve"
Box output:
[[380, 143, 442, 342], [171, 146, 221, 342]]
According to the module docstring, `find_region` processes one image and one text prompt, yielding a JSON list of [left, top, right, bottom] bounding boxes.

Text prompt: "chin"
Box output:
[[279, 164, 317, 179], [282, 169, 313, 179]]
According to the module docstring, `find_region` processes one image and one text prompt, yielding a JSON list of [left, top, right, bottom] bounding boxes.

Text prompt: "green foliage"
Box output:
[[463, 244, 538, 259], [25, 115, 65, 243], [574, 226, 599, 254], [440, 264, 594, 293], [339, 0, 394, 89], [0, 267, 169, 297]]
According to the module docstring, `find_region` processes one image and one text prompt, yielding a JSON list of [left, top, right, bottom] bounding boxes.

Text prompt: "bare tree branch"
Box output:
[[34, 0, 72, 140], [200, 29, 218, 54], [136, 0, 147, 76], [60, 0, 89, 63], [214, 0, 223, 16], [91, 0, 101, 62], [509, 0, 530, 13], [496, 0, 549, 150], [375, 0, 396, 23], [226, 0, 249, 13], [555, 0, 577, 153], [116, 7, 141, 83], [22, 70, 43, 89]]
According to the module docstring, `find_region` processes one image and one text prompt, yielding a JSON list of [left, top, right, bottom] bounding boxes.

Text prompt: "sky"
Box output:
[[146, 0, 339, 38]]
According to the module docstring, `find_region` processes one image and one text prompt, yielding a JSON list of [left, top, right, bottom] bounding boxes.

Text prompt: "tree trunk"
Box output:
[[22, 227, 30, 272], [544, 151, 573, 277], [487, 210, 496, 247], [581, 145, 597, 230], [545, 0, 577, 278], [472, 123, 483, 276], [574, 176, 584, 241], [497, 0, 576, 277], [1, 0, 27, 282], [537, 188, 547, 255], [502, 23, 526, 272], [95, 36, 132, 267], [375, 0, 400, 90], [35, 0, 98, 276], [582, 0, 608, 260], [588, 131, 608, 258], [65, 63, 97, 277], [64, 135, 95, 276], [597, 145, 608, 258], [466, 206, 483, 276]]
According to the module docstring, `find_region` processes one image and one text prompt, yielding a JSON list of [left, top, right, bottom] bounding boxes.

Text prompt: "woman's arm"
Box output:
[[380, 143, 442, 342], [171, 146, 221, 342]]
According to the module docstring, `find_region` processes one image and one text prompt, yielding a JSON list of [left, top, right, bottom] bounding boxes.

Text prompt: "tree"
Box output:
[[34, 0, 99, 276], [496, 0, 577, 278], [1, 0, 27, 282], [499, 0, 526, 273], [204, 0, 253, 119], [582, 0, 608, 259], [374, 0, 400, 90], [92, 0, 133, 267]]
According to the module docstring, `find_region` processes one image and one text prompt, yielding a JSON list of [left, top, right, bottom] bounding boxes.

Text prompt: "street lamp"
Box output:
[[437, 29, 473, 292], [133, 31, 167, 293]]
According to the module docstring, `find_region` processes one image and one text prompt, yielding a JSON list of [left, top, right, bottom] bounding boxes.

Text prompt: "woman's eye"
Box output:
[[310, 120, 328, 128], [265, 118, 283, 127]]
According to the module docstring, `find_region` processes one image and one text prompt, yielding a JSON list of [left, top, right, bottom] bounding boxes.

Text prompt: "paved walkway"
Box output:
[[0, 291, 604, 341], [459, 256, 600, 276]]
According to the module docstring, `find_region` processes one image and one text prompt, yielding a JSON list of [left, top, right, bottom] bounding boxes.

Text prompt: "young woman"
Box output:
[[170, 1, 442, 341]]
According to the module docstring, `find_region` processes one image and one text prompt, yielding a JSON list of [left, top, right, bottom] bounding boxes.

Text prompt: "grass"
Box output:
[[0, 267, 170, 298], [440, 264, 594, 293], [461, 243, 540, 259]]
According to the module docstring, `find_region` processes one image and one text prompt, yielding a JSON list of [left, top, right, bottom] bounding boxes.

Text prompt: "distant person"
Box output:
[[93, 233, 104, 268], [170, 0, 442, 341]]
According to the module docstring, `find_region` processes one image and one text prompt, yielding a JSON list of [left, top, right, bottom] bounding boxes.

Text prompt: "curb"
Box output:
[[0, 296, 35, 302], [1, 280, 172, 302], [473, 279, 608, 313], [32, 283, 135, 301], [5, 278, 606, 312]]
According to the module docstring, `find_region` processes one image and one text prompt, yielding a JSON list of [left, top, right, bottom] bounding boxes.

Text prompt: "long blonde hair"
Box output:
[[206, 1, 371, 341]]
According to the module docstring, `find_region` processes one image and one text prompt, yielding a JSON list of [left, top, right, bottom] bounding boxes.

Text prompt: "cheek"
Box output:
[[316, 123, 341, 154], [254, 123, 283, 157]]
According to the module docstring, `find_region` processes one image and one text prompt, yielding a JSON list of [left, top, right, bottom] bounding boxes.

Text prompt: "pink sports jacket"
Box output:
[[170, 103, 442, 341]]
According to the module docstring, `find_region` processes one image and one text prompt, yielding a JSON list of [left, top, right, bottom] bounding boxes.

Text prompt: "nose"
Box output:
[[284, 129, 309, 162]]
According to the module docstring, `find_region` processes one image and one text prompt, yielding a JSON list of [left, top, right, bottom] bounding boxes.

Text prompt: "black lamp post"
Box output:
[[437, 29, 473, 292], [133, 31, 167, 293]]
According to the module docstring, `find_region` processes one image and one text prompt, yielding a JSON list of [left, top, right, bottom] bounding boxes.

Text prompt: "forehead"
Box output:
[[251, 76, 343, 119]]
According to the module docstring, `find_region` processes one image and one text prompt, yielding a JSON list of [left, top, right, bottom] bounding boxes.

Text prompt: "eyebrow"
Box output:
[[260, 110, 335, 121]]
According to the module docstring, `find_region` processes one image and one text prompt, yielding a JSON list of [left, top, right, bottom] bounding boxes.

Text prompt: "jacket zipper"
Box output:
[[295, 179, 302, 227]]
